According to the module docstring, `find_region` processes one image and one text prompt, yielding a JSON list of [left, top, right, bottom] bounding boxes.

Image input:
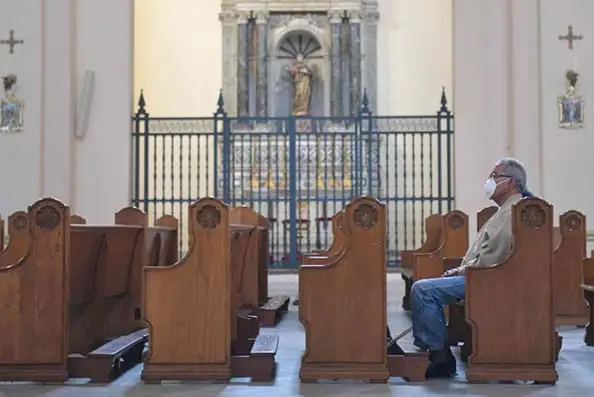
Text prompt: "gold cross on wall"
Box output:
[[0, 30, 24, 54], [558, 25, 583, 50]]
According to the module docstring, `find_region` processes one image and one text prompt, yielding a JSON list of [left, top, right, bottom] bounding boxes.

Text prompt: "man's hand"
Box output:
[[443, 266, 465, 277]]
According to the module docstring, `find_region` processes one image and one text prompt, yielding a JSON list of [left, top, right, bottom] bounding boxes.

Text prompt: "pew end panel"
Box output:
[[465, 198, 558, 384], [142, 198, 232, 383], [0, 199, 71, 382], [582, 255, 594, 346], [553, 211, 588, 326], [299, 198, 389, 383]]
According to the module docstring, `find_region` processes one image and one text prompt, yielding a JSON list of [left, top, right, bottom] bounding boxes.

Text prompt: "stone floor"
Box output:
[[0, 273, 593, 397]]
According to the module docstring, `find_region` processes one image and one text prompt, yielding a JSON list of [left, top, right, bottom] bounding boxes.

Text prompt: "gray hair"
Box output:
[[496, 158, 527, 192]]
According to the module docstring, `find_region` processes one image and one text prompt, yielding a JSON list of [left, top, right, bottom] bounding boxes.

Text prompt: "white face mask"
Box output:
[[484, 178, 497, 199]]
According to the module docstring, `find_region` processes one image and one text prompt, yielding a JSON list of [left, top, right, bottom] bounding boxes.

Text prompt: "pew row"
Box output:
[[0, 200, 179, 383], [299, 198, 429, 383], [230, 207, 290, 327], [583, 250, 594, 346], [142, 198, 278, 384], [464, 198, 558, 384], [400, 211, 469, 311]]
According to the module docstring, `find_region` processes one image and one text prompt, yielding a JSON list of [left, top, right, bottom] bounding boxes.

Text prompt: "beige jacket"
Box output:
[[462, 193, 523, 268]]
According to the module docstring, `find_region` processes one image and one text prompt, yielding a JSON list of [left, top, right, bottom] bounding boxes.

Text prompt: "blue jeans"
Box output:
[[411, 276, 466, 351]]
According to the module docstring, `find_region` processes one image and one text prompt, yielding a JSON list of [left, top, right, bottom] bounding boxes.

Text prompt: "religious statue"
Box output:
[[558, 69, 584, 129], [0, 74, 24, 133], [289, 54, 313, 116]]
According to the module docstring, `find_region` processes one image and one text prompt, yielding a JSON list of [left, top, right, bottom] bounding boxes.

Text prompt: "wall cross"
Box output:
[[558, 25, 583, 50]]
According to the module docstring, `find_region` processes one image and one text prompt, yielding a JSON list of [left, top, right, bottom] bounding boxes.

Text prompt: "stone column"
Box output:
[[255, 11, 268, 117], [328, 10, 343, 117], [348, 10, 362, 114], [340, 18, 351, 116], [237, 11, 250, 117], [361, 10, 379, 113], [219, 10, 238, 116]]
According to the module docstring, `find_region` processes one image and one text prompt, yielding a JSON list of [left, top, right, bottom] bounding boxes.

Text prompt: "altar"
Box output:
[[222, 121, 380, 198]]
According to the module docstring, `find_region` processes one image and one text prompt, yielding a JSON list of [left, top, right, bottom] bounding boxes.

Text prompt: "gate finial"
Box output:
[[216, 89, 226, 115], [136, 90, 147, 115], [439, 86, 449, 112], [360, 89, 371, 115]]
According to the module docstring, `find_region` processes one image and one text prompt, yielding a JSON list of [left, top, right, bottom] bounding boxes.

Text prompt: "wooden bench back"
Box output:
[[584, 251, 594, 286], [143, 198, 232, 378], [0, 198, 70, 369], [230, 207, 269, 306], [552, 211, 587, 321], [148, 215, 179, 267], [465, 198, 556, 379], [477, 206, 498, 231], [299, 197, 388, 378], [400, 214, 442, 268], [413, 210, 469, 280]]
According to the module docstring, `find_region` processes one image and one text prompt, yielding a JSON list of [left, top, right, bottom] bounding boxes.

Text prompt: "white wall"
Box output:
[[453, 0, 542, 233], [0, 0, 133, 222], [134, 0, 222, 116], [0, 0, 44, 215], [454, 0, 594, 234], [540, 0, 594, 224], [74, 0, 133, 222], [379, 0, 452, 115]]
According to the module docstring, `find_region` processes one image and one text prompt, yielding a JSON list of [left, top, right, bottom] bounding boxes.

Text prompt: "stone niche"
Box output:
[[219, 0, 379, 117]]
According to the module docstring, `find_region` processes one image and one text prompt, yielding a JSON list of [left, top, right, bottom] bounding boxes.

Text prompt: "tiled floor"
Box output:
[[0, 273, 592, 397]]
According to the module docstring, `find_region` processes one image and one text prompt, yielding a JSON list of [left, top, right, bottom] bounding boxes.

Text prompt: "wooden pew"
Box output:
[[142, 198, 278, 383], [299, 198, 390, 382], [583, 250, 594, 346], [465, 197, 558, 384], [446, 206, 497, 346], [299, 197, 429, 383], [451, 207, 588, 327], [0, 199, 166, 383], [229, 206, 290, 327], [400, 211, 469, 311], [552, 211, 588, 326], [65, 207, 154, 382], [400, 214, 442, 310]]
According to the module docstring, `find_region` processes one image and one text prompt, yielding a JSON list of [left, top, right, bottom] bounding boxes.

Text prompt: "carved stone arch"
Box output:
[[270, 20, 329, 58]]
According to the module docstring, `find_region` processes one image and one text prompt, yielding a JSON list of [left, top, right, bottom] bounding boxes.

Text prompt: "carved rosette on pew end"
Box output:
[[298, 197, 429, 383], [465, 198, 559, 385], [229, 206, 290, 327], [141, 198, 279, 384]]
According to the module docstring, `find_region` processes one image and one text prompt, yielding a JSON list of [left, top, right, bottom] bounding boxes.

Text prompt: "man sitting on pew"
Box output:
[[405, 158, 529, 378]]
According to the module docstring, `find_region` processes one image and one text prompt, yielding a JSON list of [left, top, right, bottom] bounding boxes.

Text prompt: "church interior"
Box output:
[[0, 0, 593, 395]]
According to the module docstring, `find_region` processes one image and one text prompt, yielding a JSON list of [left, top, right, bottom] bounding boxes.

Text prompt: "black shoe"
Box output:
[[425, 348, 456, 378]]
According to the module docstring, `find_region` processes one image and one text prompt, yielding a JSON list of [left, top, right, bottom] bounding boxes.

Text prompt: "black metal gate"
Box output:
[[131, 89, 454, 270]]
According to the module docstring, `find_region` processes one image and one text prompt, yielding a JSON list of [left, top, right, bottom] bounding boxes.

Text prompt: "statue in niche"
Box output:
[[558, 69, 584, 129], [289, 54, 313, 116], [0, 74, 24, 134], [274, 31, 323, 118]]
